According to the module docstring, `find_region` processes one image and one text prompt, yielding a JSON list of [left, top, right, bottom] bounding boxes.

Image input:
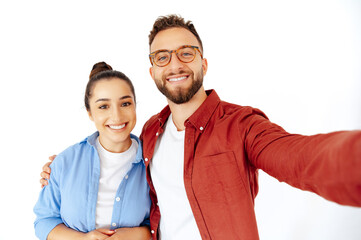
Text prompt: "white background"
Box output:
[[0, 0, 360, 239]]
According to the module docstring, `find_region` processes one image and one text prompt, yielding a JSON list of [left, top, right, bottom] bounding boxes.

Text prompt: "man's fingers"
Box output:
[[41, 171, 50, 179], [40, 158, 54, 188], [40, 178, 48, 188], [42, 162, 51, 173]]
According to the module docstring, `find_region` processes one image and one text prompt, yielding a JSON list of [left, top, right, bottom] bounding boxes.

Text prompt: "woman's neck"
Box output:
[[98, 136, 132, 153]]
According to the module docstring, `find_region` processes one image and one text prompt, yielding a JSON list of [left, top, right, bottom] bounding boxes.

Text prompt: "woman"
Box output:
[[34, 62, 151, 240]]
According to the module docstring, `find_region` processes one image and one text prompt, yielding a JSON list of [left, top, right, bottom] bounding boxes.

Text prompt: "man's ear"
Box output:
[[202, 58, 208, 76], [149, 66, 155, 80]]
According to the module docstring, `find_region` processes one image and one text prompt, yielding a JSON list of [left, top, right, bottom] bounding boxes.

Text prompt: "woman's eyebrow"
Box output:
[[119, 95, 133, 100], [95, 95, 132, 103], [95, 98, 110, 103]]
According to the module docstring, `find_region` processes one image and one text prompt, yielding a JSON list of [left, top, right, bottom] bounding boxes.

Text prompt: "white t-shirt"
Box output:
[[95, 137, 138, 229], [150, 114, 202, 240]]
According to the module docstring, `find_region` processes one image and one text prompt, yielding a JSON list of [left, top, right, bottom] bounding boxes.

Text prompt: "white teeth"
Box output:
[[109, 124, 126, 130], [169, 76, 187, 82]]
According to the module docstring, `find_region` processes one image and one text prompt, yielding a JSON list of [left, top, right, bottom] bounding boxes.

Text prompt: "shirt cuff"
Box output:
[[35, 218, 63, 240]]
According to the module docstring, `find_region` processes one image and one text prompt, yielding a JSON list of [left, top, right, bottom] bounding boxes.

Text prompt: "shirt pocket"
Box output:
[[192, 151, 253, 238], [193, 151, 247, 201]]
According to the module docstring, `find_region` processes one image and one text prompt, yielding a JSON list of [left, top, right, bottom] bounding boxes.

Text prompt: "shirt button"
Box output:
[[145, 158, 148, 162], [112, 223, 116, 227], [151, 230, 155, 234], [156, 132, 159, 136], [125, 175, 129, 179], [116, 197, 120, 202], [200, 126, 204, 131]]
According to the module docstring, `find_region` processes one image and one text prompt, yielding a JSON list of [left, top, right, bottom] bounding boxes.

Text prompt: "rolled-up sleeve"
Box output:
[[33, 157, 63, 240]]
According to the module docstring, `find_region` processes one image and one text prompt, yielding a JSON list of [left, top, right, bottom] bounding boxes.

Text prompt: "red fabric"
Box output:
[[140, 90, 361, 240]]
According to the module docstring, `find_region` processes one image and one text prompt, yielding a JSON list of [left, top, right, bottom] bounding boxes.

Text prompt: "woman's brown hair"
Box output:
[[84, 62, 136, 111]]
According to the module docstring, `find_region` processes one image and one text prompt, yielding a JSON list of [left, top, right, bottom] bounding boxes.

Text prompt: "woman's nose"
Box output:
[[111, 107, 122, 121]]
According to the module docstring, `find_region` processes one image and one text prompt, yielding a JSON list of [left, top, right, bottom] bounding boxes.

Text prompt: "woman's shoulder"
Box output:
[[52, 132, 98, 167]]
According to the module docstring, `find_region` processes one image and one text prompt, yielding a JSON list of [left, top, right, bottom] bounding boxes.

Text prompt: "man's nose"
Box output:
[[167, 51, 184, 70]]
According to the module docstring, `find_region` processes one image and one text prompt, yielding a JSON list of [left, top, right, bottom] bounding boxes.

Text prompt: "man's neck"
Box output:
[[167, 87, 207, 131]]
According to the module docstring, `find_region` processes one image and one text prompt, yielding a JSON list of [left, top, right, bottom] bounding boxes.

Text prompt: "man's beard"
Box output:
[[155, 70, 203, 104]]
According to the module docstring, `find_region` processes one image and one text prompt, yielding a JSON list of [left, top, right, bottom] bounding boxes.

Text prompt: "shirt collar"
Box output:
[[131, 133, 144, 165], [187, 89, 220, 131], [83, 131, 144, 165], [157, 89, 221, 132], [84, 131, 99, 146], [157, 104, 172, 128]]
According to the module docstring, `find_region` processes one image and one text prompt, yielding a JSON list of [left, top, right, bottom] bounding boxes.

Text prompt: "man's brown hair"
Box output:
[[148, 14, 203, 52]]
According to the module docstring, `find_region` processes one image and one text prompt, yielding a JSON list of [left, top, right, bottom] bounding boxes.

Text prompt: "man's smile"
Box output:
[[168, 76, 188, 82]]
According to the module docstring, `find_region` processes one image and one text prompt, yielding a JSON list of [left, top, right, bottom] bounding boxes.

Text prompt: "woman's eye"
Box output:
[[99, 105, 108, 109], [122, 102, 131, 107]]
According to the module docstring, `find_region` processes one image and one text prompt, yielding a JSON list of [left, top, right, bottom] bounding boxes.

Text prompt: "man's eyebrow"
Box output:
[[95, 95, 132, 103]]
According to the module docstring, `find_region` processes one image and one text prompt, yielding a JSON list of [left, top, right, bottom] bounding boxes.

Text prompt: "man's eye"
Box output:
[[155, 53, 169, 62], [181, 51, 194, 57], [157, 56, 168, 62]]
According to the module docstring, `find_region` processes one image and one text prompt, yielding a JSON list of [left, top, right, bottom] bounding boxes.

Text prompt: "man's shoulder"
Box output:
[[142, 111, 162, 132], [143, 112, 162, 128], [140, 105, 170, 140], [218, 100, 268, 119], [205, 90, 268, 119]]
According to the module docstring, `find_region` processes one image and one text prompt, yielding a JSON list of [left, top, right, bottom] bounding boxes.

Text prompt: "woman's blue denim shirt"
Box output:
[[34, 132, 151, 240]]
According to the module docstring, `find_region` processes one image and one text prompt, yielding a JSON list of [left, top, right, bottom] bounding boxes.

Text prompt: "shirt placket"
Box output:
[[145, 124, 164, 238], [110, 166, 132, 229], [183, 122, 211, 240]]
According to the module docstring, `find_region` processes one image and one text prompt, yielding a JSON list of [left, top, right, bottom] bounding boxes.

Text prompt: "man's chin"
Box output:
[[165, 92, 190, 104], [165, 88, 201, 104], [157, 77, 203, 104]]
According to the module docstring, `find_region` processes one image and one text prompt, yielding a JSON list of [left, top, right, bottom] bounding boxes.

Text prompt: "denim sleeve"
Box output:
[[33, 156, 63, 240]]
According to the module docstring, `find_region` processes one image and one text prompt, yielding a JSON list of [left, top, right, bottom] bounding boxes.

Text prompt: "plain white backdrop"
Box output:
[[0, 0, 360, 239]]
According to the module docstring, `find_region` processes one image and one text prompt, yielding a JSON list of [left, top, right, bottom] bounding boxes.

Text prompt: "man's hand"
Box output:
[[40, 155, 56, 187]]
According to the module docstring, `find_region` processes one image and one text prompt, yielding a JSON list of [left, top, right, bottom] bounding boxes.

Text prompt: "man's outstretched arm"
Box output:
[[244, 113, 361, 207]]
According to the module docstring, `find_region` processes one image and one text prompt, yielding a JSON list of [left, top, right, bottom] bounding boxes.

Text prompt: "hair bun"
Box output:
[[89, 62, 113, 79]]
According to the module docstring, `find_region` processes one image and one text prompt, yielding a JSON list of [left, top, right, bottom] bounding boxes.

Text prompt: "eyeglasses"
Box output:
[[149, 45, 203, 67]]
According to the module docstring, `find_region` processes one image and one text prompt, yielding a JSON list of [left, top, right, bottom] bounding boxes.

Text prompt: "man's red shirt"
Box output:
[[140, 90, 361, 239]]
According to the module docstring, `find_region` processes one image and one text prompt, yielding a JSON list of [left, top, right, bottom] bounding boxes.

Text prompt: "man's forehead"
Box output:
[[150, 27, 200, 52]]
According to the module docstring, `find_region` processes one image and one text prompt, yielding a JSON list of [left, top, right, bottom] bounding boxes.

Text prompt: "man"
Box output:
[[41, 15, 361, 239]]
